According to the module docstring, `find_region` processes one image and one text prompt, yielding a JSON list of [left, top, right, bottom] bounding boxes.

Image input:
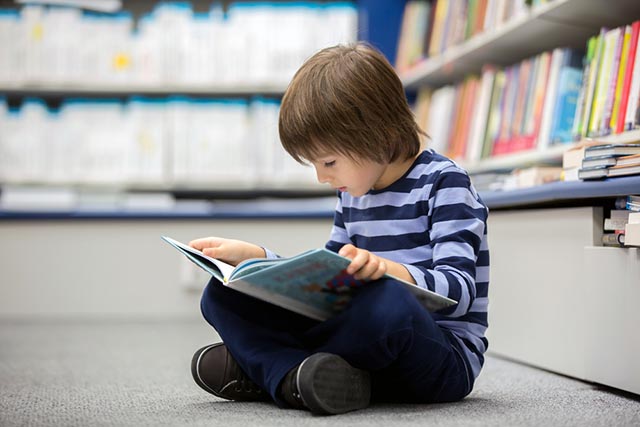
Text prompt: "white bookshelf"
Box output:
[[0, 83, 288, 97], [402, 0, 640, 175], [401, 0, 640, 89], [462, 129, 640, 174]]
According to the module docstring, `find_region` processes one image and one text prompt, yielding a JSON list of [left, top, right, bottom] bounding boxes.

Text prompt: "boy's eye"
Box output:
[[324, 160, 336, 167]]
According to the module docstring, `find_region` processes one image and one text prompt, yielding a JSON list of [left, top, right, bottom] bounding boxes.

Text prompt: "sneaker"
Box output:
[[191, 343, 270, 402], [280, 353, 371, 415]]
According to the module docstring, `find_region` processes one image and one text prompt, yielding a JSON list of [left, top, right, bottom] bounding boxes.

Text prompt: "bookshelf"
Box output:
[[399, 0, 640, 176], [464, 129, 640, 174], [0, 0, 359, 196], [0, 83, 288, 98], [401, 0, 640, 88]]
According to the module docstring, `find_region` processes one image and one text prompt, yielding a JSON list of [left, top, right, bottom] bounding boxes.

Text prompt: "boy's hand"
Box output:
[[189, 237, 266, 266], [338, 244, 387, 281]]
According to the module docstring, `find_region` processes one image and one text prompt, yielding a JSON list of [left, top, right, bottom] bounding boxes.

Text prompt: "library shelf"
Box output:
[[462, 130, 640, 174], [479, 174, 640, 210], [401, 0, 640, 89], [0, 83, 288, 98]]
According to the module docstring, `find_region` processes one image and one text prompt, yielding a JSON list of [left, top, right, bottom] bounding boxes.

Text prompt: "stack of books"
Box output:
[[602, 195, 640, 246], [576, 143, 640, 179]]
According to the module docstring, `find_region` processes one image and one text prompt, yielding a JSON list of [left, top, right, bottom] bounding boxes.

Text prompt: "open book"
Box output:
[[162, 236, 457, 321]]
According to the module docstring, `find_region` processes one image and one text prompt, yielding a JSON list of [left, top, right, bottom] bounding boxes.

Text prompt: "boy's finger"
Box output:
[[338, 244, 356, 258], [189, 237, 219, 249]]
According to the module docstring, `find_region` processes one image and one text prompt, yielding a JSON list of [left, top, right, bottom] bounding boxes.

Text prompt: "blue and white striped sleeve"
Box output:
[[404, 167, 488, 317]]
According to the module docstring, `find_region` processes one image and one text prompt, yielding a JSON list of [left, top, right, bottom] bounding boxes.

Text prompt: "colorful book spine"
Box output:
[[616, 21, 640, 133], [609, 25, 632, 132]]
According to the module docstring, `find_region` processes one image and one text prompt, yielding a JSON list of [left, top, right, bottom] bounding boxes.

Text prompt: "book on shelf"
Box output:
[[624, 21, 640, 132], [583, 143, 640, 158], [577, 165, 609, 180], [600, 26, 625, 135], [573, 35, 600, 139], [609, 24, 632, 132], [161, 236, 456, 321], [481, 69, 506, 159], [466, 65, 497, 162], [581, 155, 618, 169], [512, 166, 563, 188], [395, 1, 432, 72], [588, 27, 618, 137], [624, 212, 640, 246], [581, 151, 640, 168], [616, 195, 640, 211], [615, 153, 640, 167], [548, 50, 584, 145], [616, 21, 640, 133], [607, 163, 640, 178], [562, 140, 608, 169]]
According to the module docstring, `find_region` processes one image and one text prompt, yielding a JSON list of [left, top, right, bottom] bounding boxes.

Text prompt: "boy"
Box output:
[[189, 43, 489, 415]]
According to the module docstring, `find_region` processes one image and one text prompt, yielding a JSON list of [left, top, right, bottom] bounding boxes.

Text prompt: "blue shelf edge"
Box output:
[[479, 175, 640, 210], [1, 176, 639, 219], [0, 197, 337, 220]]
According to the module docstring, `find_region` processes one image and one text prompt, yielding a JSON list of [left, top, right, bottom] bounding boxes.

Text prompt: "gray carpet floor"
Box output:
[[1, 319, 639, 427]]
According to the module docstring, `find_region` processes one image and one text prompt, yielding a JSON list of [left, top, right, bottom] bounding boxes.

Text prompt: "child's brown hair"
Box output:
[[279, 42, 425, 165]]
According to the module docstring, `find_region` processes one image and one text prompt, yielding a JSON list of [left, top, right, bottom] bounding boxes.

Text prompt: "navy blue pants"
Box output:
[[200, 278, 472, 406]]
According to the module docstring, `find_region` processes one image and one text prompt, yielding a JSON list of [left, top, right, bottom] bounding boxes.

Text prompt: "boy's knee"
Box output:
[[349, 280, 419, 329]]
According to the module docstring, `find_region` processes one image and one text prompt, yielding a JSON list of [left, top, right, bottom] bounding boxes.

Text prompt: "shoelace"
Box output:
[[232, 362, 262, 394]]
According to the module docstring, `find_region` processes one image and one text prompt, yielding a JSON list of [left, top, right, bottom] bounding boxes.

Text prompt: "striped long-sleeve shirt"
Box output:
[[325, 149, 490, 380]]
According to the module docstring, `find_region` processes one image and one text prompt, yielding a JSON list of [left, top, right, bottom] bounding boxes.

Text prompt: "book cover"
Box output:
[[584, 30, 606, 137], [616, 21, 640, 133], [577, 165, 609, 180], [589, 28, 617, 137], [394, 0, 415, 71], [549, 65, 583, 144], [581, 155, 618, 169], [583, 143, 640, 158], [493, 64, 519, 155], [466, 65, 496, 163], [607, 163, 640, 178], [614, 153, 640, 167], [518, 54, 540, 150], [452, 75, 479, 159], [538, 48, 564, 150], [426, 84, 456, 154], [561, 140, 608, 169], [481, 69, 506, 158], [510, 57, 533, 152], [428, 0, 449, 57], [527, 51, 552, 149], [624, 22, 640, 131], [609, 25, 631, 132], [601, 27, 624, 134], [421, 0, 438, 59], [161, 236, 457, 321], [572, 36, 598, 139]]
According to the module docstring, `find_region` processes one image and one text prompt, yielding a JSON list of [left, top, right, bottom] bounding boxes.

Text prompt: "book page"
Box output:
[[161, 236, 234, 282]]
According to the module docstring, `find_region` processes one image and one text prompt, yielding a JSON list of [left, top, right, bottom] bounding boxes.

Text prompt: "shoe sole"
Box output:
[[296, 353, 371, 415]]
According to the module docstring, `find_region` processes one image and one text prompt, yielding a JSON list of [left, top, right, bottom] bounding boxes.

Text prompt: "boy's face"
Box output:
[[309, 153, 388, 197]]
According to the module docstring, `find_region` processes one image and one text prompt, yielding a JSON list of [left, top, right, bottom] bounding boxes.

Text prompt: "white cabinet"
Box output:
[[487, 206, 640, 395], [583, 246, 640, 395]]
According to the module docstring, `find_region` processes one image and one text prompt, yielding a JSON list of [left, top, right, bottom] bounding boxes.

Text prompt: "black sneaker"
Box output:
[[280, 353, 371, 415], [191, 343, 270, 402]]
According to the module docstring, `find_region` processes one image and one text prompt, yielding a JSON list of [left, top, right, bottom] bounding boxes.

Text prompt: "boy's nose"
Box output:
[[315, 168, 330, 184]]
